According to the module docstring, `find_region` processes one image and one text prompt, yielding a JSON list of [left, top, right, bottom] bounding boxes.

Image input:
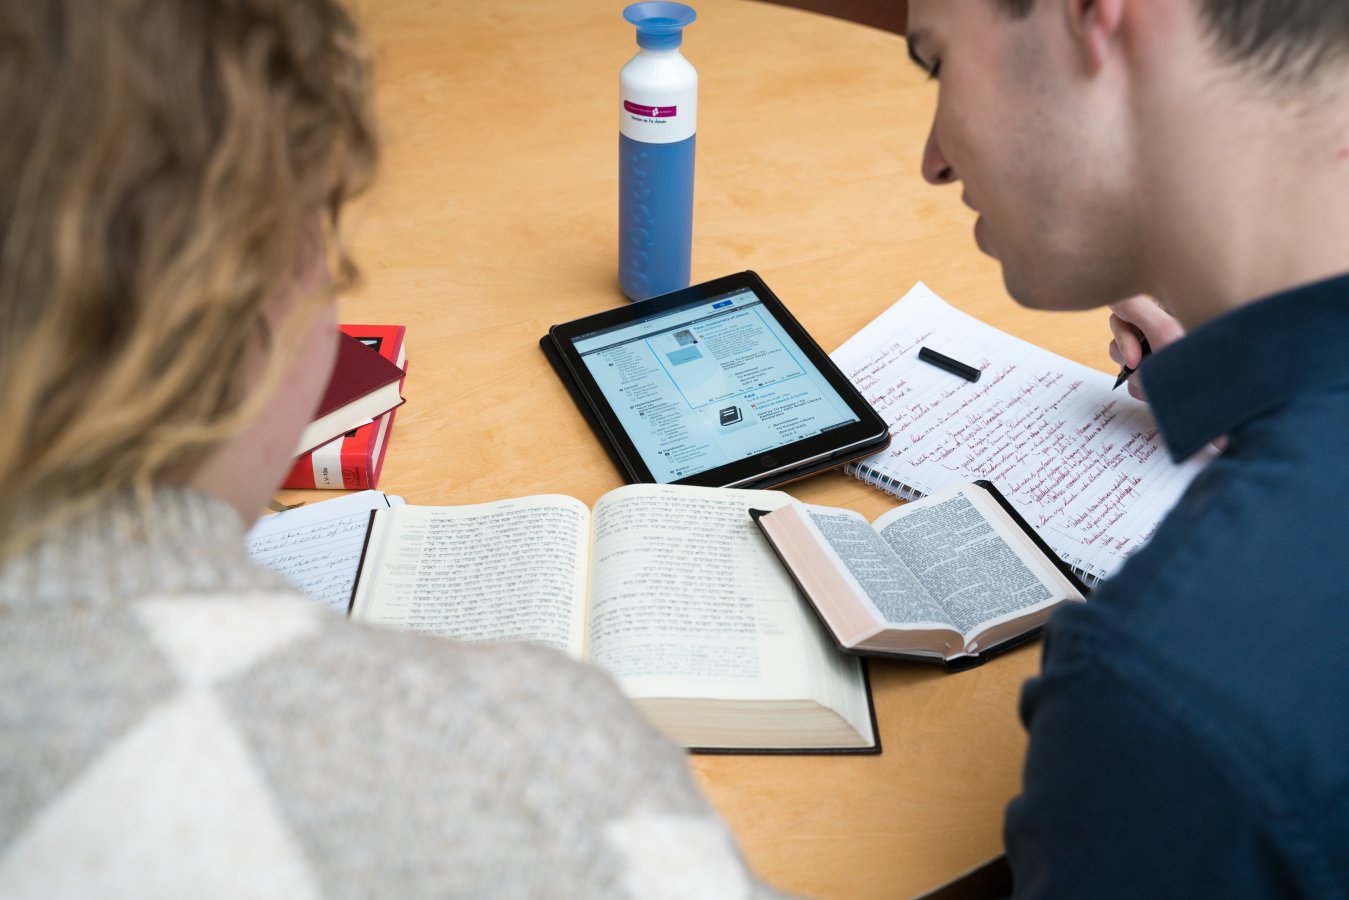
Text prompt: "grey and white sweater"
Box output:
[[0, 488, 779, 898]]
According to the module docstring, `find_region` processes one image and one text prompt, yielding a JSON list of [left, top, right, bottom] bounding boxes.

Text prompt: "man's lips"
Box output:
[[974, 215, 994, 257], [962, 194, 994, 257]]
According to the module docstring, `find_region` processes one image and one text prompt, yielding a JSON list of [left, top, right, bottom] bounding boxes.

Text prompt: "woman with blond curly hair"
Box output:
[[0, 1, 774, 895]]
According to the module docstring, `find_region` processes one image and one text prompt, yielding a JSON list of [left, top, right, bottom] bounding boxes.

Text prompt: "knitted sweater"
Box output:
[[0, 488, 778, 898]]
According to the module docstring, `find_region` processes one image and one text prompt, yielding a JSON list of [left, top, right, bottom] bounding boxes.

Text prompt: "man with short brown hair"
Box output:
[[903, 0, 1349, 893]]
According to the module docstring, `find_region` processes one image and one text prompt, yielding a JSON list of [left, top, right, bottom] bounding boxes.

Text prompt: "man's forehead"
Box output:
[[904, 1, 984, 45], [904, 0, 955, 35]]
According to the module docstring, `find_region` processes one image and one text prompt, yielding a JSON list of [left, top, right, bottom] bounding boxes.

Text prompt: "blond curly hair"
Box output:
[[0, 0, 378, 554]]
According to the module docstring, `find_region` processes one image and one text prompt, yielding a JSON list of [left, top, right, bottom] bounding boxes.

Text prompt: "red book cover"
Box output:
[[284, 325, 407, 489], [294, 328, 406, 456]]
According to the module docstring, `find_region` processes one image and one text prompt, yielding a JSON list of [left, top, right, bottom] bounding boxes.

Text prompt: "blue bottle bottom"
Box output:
[[619, 133, 695, 301]]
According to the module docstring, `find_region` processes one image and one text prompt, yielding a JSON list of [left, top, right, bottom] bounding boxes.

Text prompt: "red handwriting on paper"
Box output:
[[848, 351, 1175, 557]]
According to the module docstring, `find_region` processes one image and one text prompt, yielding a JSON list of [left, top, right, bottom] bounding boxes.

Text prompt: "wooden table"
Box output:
[[294, 1, 1115, 895]]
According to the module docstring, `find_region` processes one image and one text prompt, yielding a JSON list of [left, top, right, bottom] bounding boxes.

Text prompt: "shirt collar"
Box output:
[[1141, 272, 1349, 462]]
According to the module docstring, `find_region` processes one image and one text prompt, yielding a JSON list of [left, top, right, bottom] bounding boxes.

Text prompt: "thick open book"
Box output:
[[752, 482, 1088, 671], [349, 483, 877, 754]]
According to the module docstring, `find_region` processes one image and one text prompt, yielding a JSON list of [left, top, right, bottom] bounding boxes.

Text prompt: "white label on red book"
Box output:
[[310, 436, 345, 488]]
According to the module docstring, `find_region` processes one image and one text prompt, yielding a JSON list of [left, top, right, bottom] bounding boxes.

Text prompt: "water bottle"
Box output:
[[619, 2, 697, 301]]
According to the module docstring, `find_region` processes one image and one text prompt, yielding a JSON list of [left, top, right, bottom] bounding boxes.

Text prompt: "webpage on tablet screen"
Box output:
[[574, 289, 859, 481]]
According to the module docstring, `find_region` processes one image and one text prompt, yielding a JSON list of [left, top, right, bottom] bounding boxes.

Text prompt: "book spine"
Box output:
[[336, 413, 389, 491], [281, 455, 317, 490], [312, 437, 359, 489], [337, 441, 372, 490], [364, 406, 396, 490], [281, 433, 369, 490]]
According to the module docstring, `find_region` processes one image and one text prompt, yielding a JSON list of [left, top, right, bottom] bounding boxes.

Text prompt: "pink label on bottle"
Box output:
[[624, 101, 677, 117]]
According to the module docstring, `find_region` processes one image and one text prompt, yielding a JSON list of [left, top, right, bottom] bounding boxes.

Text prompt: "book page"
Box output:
[[872, 487, 1063, 639], [585, 484, 866, 717], [348, 496, 590, 656], [247, 490, 403, 613], [831, 282, 1215, 585], [799, 506, 950, 630]]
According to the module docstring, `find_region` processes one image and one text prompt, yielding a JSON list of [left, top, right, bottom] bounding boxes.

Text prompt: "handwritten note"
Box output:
[[352, 497, 590, 654], [831, 283, 1214, 585], [247, 490, 403, 613]]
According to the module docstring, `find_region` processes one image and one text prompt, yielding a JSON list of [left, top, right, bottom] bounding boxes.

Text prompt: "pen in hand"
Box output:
[[1112, 338, 1151, 390]]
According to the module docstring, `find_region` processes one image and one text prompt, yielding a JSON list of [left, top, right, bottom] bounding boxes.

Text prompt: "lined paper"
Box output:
[[831, 283, 1214, 585], [247, 490, 404, 612]]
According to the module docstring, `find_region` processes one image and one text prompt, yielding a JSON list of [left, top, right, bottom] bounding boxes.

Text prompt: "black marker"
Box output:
[[1112, 338, 1152, 390], [918, 346, 981, 383]]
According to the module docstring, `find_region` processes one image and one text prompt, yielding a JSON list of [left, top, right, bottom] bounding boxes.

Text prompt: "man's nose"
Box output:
[[922, 125, 956, 185]]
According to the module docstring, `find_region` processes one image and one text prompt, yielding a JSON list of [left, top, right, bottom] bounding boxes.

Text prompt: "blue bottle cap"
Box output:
[[623, 2, 696, 51]]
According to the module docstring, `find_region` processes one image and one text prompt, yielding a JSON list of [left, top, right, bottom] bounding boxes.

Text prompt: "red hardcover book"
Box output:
[[285, 325, 407, 488], [294, 328, 406, 456]]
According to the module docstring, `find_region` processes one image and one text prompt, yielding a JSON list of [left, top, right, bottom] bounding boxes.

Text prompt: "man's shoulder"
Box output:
[[1036, 430, 1349, 848], [1078, 411, 1349, 641]]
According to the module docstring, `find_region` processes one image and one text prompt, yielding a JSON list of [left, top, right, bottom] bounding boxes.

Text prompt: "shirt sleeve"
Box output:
[[1003, 625, 1301, 898]]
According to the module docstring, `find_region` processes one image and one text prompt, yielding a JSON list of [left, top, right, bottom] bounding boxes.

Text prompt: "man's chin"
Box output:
[[1002, 269, 1127, 313], [998, 264, 1053, 311], [1002, 275, 1040, 310], [977, 228, 1114, 312]]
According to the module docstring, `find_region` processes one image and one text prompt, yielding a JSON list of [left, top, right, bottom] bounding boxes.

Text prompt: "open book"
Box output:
[[248, 490, 404, 614], [753, 482, 1088, 670], [349, 483, 877, 754]]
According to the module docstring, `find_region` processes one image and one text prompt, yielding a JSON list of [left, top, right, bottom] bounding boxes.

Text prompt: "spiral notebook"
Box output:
[[830, 283, 1215, 588]]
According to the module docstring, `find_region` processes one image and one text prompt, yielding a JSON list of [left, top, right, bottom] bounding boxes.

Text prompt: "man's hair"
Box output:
[[1199, 0, 1349, 81], [0, 0, 378, 552], [992, 0, 1349, 82]]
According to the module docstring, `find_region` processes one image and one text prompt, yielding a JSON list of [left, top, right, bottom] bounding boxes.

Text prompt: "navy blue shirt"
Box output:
[[1004, 274, 1349, 897]]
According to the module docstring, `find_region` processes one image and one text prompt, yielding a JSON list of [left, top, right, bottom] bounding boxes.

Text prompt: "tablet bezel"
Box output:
[[545, 271, 891, 489]]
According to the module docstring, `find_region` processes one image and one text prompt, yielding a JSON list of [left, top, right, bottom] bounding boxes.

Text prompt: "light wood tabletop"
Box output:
[[287, 0, 1117, 895]]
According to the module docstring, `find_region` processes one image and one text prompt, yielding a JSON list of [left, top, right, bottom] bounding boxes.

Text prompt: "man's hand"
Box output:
[[1108, 296, 1185, 401]]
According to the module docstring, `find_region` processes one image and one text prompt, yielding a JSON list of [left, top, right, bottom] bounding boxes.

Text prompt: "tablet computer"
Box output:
[[541, 271, 891, 489]]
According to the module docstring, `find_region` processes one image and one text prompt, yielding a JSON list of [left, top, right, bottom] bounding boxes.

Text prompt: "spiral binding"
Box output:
[[1068, 562, 1104, 590], [845, 461, 926, 504]]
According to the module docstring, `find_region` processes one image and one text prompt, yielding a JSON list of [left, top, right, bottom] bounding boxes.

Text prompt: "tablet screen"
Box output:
[[569, 286, 862, 482]]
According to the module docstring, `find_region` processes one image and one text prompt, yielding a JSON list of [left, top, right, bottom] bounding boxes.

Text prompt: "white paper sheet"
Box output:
[[247, 490, 404, 613]]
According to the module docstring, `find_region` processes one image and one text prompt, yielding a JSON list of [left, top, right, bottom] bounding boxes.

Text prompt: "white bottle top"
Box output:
[[620, 46, 697, 144]]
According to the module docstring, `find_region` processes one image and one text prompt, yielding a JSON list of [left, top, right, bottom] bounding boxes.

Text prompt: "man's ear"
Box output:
[[1065, 0, 1125, 74]]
